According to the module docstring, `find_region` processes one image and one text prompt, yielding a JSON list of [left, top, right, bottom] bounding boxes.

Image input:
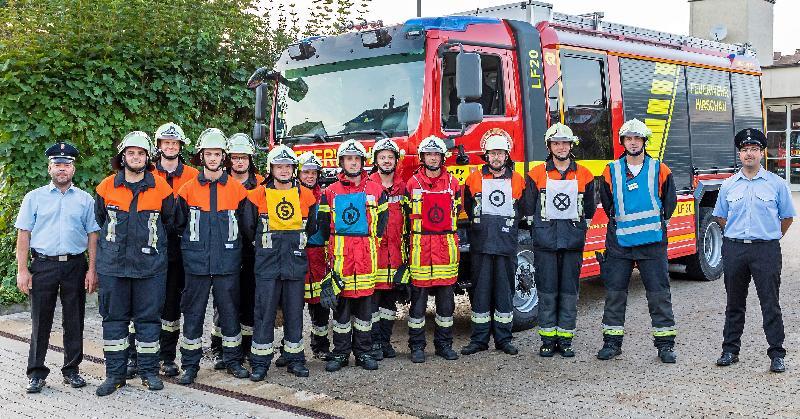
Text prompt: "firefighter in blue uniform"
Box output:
[[713, 128, 795, 373], [596, 119, 678, 364]]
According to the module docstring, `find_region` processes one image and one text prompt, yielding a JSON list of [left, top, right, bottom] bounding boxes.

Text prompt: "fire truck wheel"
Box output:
[[682, 207, 724, 281], [512, 247, 538, 332]]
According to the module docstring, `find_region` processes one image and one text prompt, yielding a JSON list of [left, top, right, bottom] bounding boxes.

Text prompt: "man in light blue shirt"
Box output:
[[14, 142, 100, 393], [712, 128, 795, 373]]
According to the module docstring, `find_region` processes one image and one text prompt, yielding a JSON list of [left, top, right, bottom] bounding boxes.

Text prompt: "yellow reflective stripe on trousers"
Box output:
[[103, 337, 129, 352], [538, 327, 557, 337], [240, 324, 254, 336], [311, 324, 329, 336], [493, 311, 513, 324], [471, 311, 491, 324], [161, 319, 180, 332], [251, 342, 274, 356], [222, 334, 242, 347], [284, 340, 305, 353], [408, 317, 425, 329], [136, 340, 160, 354], [181, 337, 203, 351], [556, 328, 575, 338], [652, 327, 677, 337], [353, 317, 372, 332], [332, 320, 352, 334], [435, 314, 454, 328], [602, 324, 625, 336], [379, 307, 396, 321]]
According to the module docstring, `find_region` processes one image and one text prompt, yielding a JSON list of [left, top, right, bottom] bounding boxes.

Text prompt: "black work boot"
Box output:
[[410, 347, 426, 363], [597, 342, 622, 360], [382, 343, 397, 358], [125, 357, 138, 379], [288, 361, 310, 377], [160, 361, 179, 377], [657, 346, 677, 364], [275, 344, 288, 368], [210, 336, 225, 370], [539, 340, 557, 358], [497, 343, 519, 355], [435, 345, 459, 360], [355, 353, 379, 370], [325, 354, 349, 372], [460, 342, 488, 356], [177, 367, 198, 385], [140, 374, 164, 391], [369, 343, 385, 361], [313, 349, 332, 361], [250, 367, 268, 382], [558, 339, 575, 358], [96, 377, 126, 397], [227, 363, 250, 379]]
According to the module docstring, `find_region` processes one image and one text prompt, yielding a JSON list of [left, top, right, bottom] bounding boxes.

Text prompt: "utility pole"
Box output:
[[417, 0, 421, 17]]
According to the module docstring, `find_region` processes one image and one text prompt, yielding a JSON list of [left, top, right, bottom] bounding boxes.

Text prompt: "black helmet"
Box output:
[[734, 128, 767, 150]]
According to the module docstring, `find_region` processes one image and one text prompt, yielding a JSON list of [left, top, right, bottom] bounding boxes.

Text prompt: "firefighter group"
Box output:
[[18, 117, 792, 396]]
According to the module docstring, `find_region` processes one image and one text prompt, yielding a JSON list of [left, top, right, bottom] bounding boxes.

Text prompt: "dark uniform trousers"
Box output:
[[533, 249, 582, 342], [159, 254, 185, 364], [408, 285, 455, 350], [371, 289, 399, 347], [27, 257, 87, 379], [469, 254, 515, 347], [332, 296, 374, 357], [722, 239, 785, 359], [99, 273, 166, 378], [309, 303, 331, 353], [250, 278, 305, 369], [180, 273, 242, 369], [601, 254, 676, 348], [211, 251, 256, 359]]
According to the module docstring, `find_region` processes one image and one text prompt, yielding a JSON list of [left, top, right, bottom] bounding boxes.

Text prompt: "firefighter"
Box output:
[[713, 128, 795, 373], [405, 135, 461, 363], [596, 119, 678, 363], [94, 131, 175, 396], [241, 145, 318, 380], [317, 139, 388, 372], [369, 138, 409, 360], [297, 151, 333, 360], [523, 124, 595, 357], [141, 122, 198, 378], [205, 133, 264, 368], [461, 132, 526, 356], [175, 128, 250, 384]]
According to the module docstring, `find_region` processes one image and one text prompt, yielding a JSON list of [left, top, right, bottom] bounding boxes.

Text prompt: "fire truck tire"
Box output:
[[682, 207, 723, 281], [512, 247, 538, 332]]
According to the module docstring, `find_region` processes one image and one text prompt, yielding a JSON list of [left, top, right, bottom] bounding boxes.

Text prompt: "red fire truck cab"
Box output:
[[248, 1, 764, 331]]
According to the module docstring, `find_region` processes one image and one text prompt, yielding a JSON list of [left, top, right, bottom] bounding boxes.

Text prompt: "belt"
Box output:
[[31, 251, 83, 262], [724, 238, 777, 244]]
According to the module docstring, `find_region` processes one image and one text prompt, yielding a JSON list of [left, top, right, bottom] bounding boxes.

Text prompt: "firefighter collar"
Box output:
[[156, 159, 184, 178], [481, 163, 513, 179], [545, 157, 577, 179], [114, 169, 156, 190], [198, 170, 229, 186]]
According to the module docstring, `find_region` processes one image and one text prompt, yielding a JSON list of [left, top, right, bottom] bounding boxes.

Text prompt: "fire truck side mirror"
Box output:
[[456, 51, 482, 100], [252, 122, 267, 146], [254, 84, 269, 121], [457, 102, 483, 126]]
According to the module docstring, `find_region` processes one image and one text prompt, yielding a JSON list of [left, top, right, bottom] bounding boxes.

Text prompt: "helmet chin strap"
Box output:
[[423, 163, 441, 172], [627, 148, 645, 157], [378, 165, 396, 175], [554, 154, 570, 162], [344, 169, 361, 178], [275, 177, 293, 184], [122, 156, 148, 174], [161, 153, 179, 160], [232, 167, 249, 175], [301, 180, 317, 189]]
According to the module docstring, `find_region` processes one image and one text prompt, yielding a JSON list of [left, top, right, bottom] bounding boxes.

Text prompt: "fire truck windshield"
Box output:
[[274, 53, 424, 143]]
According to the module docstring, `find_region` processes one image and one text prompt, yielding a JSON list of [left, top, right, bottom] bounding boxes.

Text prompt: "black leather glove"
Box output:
[[319, 271, 344, 309]]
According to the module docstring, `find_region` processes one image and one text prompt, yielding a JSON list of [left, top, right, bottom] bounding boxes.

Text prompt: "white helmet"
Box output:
[[544, 123, 580, 146], [227, 133, 256, 155], [154, 122, 188, 145], [337, 139, 368, 159], [371, 138, 402, 160], [618, 119, 651, 143], [195, 128, 228, 152], [267, 145, 298, 166], [417, 135, 448, 156], [117, 131, 154, 155], [483, 133, 512, 153], [298, 151, 323, 171]]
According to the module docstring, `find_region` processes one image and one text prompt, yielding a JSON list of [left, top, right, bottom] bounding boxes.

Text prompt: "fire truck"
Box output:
[[247, 1, 764, 331]]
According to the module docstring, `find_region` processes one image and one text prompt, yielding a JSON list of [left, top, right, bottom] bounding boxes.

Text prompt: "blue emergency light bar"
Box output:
[[403, 16, 501, 32]]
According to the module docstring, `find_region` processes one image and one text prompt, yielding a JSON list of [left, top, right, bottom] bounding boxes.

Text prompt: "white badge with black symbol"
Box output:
[[481, 179, 514, 217], [545, 178, 579, 220]]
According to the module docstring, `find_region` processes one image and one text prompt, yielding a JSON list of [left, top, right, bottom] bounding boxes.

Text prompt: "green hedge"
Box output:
[[0, 0, 299, 304]]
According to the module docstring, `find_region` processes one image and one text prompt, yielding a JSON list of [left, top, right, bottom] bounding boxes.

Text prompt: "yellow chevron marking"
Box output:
[[647, 99, 671, 115], [650, 79, 674, 95]]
